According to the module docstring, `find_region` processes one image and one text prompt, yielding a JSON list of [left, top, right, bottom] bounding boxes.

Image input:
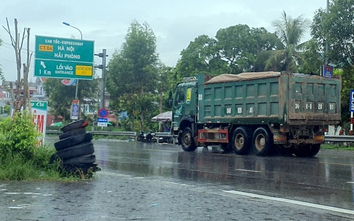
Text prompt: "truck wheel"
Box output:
[[232, 127, 250, 155], [307, 144, 320, 157], [292, 145, 308, 157], [181, 127, 197, 152], [221, 143, 232, 153], [252, 127, 272, 156]]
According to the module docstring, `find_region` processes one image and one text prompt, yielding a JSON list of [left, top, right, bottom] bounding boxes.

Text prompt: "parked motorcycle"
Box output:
[[137, 131, 156, 142]]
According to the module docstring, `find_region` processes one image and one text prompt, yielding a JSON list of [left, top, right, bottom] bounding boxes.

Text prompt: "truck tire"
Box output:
[[181, 127, 197, 152], [252, 127, 272, 156], [55, 142, 94, 160], [293, 144, 320, 157], [59, 127, 86, 140], [232, 127, 251, 155], [292, 145, 307, 157], [63, 154, 96, 165], [54, 133, 93, 151], [307, 144, 320, 157], [61, 119, 89, 133]]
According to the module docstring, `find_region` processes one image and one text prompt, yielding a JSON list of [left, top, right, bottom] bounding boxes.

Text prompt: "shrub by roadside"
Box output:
[[0, 112, 75, 181]]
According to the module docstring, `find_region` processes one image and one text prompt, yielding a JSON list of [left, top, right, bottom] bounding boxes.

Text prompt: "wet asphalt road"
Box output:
[[1, 138, 354, 220]]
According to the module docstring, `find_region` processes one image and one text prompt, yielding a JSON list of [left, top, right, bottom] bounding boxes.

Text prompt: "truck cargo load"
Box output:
[[172, 72, 341, 157]]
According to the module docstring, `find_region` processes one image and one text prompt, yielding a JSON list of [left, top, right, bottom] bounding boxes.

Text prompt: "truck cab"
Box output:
[[172, 77, 198, 149]]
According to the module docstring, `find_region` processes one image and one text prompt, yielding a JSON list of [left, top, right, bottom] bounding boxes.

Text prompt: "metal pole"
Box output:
[[325, 0, 329, 65], [100, 49, 107, 108], [62, 22, 82, 99]]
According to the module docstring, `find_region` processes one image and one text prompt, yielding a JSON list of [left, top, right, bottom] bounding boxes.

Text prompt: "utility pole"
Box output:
[[62, 22, 82, 100], [95, 49, 107, 109]]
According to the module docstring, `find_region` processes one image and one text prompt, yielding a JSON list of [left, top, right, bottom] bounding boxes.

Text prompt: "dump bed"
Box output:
[[197, 72, 341, 126]]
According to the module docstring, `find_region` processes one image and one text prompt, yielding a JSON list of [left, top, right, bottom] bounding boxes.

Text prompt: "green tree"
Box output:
[[298, 39, 323, 74], [106, 21, 159, 131], [216, 24, 255, 73], [176, 35, 228, 78], [175, 26, 278, 77], [265, 11, 310, 72], [216, 25, 278, 73], [44, 78, 99, 121], [311, 0, 354, 124], [312, 0, 354, 66]]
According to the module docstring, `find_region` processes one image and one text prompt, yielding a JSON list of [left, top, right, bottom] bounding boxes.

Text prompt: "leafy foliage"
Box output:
[[44, 78, 99, 120], [0, 112, 40, 159], [175, 25, 280, 78], [312, 0, 354, 66], [265, 11, 310, 72], [106, 21, 159, 131], [176, 34, 228, 78]]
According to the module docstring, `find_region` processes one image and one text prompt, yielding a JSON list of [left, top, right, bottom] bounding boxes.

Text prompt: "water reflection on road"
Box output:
[[94, 140, 354, 210]]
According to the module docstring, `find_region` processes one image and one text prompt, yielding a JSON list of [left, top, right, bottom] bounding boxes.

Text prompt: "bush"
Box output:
[[0, 112, 70, 180]]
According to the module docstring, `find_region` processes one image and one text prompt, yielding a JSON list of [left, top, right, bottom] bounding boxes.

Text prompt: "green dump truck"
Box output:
[[171, 72, 341, 157]]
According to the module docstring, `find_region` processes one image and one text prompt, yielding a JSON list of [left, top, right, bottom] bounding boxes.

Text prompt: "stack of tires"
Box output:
[[50, 119, 99, 175]]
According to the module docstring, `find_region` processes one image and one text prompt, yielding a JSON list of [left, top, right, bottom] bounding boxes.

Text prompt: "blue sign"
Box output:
[[323, 65, 333, 78], [98, 108, 108, 118], [97, 117, 108, 127], [350, 90, 354, 112], [98, 118, 108, 123], [71, 103, 79, 120]]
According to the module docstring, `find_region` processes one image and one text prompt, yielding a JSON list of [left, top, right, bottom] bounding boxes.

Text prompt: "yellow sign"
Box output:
[[39, 44, 53, 52], [186, 88, 191, 102], [76, 65, 93, 76]]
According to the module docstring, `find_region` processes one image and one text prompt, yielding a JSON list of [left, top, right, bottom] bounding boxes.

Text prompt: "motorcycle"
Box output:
[[137, 131, 156, 142]]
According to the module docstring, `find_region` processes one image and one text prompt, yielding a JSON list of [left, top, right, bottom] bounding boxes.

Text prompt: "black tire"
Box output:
[[61, 119, 89, 133], [181, 127, 197, 152], [252, 127, 273, 156], [55, 142, 94, 160], [59, 127, 87, 140], [307, 144, 320, 157], [292, 145, 308, 157], [293, 144, 320, 157], [63, 163, 100, 174], [232, 127, 251, 155], [220, 143, 232, 153], [54, 133, 93, 151], [63, 154, 96, 165]]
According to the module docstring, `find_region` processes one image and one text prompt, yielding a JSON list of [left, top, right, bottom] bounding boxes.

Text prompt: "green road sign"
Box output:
[[31, 101, 48, 111], [34, 35, 94, 80]]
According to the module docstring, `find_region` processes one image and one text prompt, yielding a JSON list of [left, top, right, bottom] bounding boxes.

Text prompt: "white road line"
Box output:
[[235, 169, 261, 173], [224, 190, 354, 215]]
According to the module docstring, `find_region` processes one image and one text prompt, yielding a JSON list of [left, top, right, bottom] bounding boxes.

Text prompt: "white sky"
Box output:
[[0, 0, 327, 81]]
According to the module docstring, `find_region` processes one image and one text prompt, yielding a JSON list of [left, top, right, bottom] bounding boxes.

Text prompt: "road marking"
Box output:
[[235, 169, 261, 173], [224, 190, 354, 215]]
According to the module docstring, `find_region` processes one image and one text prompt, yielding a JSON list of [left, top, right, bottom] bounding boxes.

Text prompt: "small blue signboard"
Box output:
[[97, 117, 108, 127], [323, 65, 333, 78], [70, 99, 79, 120], [350, 90, 354, 112]]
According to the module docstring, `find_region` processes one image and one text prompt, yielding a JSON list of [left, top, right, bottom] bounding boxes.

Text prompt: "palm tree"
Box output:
[[265, 11, 310, 72]]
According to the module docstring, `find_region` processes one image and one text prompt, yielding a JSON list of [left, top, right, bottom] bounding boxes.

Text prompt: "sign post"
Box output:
[[97, 108, 108, 127], [31, 101, 48, 145]]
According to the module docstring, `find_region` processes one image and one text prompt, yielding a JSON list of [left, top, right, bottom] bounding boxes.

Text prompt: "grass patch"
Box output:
[[0, 146, 80, 181], [321, 143, 354, 151]]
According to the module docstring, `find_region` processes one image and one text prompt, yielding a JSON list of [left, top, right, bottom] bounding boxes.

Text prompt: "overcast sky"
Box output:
[[0, 0, 327, 82]]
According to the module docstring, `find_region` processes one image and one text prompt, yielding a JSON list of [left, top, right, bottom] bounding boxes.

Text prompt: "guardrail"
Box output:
[[46, 130, 137, 137], [324, 135, 354, 143]]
